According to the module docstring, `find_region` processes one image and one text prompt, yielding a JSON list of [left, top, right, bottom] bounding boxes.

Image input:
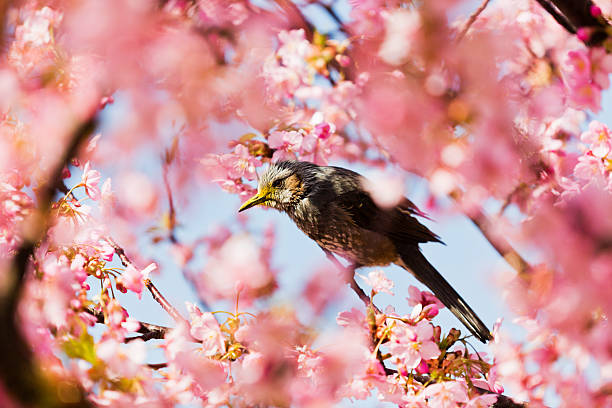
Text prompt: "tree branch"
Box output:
[[534, 0, 577, 34], [274, 0, 314, 40], [145, 278, 188, 325], [106, 237, 130, 267], [537, 0, 610, 46], [450, 190, 532, 277], [457, 0, 492, 41], [85, 307, 170, 342], [162, 161, 178, 244]]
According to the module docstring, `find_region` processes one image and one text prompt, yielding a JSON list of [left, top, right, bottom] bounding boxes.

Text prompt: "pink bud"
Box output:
[[100, 95, 114, 109], [423, 304, 439, 318], [62, 166, 71, 179], [416, 359, 429, 374], [590, 5, 602, 17], [335, 54, 351, 67], [576, 27, 591, 42], [234, 281, 245, 294]]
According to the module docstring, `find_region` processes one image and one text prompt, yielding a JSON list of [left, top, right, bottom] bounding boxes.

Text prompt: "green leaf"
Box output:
[[62, 330, 97, 365]]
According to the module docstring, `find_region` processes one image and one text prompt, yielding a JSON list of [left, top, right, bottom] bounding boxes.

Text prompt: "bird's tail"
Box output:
[[396, 246, 492, 343]]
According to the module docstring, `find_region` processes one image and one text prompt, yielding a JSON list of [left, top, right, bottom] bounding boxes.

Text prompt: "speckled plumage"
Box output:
[[242, 161, 492, 343]]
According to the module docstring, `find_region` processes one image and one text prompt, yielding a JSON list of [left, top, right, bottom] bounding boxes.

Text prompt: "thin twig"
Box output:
[[457, 0, 492, 41], [317, 1, 343, 27], [162, 163, 178, 244], [145, 278, 188, 324], [449, 189, 531, 277], [322, 249, 382, 312], [274, 0, 314, 40], [107, 237, 130, 267], [85, 307, 170, 342]]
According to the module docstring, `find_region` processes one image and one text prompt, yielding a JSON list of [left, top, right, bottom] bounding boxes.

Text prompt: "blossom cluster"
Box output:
[[1, 0, 612, 407]]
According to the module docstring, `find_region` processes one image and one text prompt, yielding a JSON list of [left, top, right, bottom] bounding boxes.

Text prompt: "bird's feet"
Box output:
[[321, 249, 381, 313]]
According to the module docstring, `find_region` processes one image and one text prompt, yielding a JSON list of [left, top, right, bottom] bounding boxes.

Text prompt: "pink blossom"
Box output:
[[117, 172, 158, 215], [15, 7, 62, 47], [562, 49, 609, 112], [81, 162, 101, 200], [464, 394, 499, 407], [567, 81, 602, 112], [573, 154, 604, 181], [358, 269, 394, 295], [336, 308, 367, 329], [361, 171, 405, 209], [186, 302, 225, 356], [198, 233, 275, 302], [303, 265, 346, 314], [564, 50, 591, 85], [378, 9, 422, 66], [407, 285, 445, 310], [589, 48, 612, 89], [164, 324, 227, 392], [70, 253, 87, 283], [197, 0, 248, 26], [219, 144, 262, 180], [422, 381, 469, 408], [268, 130, 304, 161], [99, 178, 114, 216], [389, 320, 441, 369], [116, 263, 156, 299], [580, 121, 611, 158], [97, 240, 114, 262], [277, 29, 312, 71]]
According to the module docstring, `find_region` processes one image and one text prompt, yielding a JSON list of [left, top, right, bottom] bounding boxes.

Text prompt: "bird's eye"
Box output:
[[272, 179, 283, 188]]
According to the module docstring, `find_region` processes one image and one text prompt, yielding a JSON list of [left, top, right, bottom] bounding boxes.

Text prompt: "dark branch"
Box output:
[[388, 367, 527, 407], [274, 0, 314, 40], [0, 116, 98, 408], [534, 0, 577, 34], [450, 189, 532, 277], [107, 237, 130, 267], [85, 307, 170, 342], [537, 0, 610, 46], [147, 362, 168, 370]]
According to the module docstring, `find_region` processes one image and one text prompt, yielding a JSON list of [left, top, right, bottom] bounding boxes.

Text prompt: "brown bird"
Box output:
[[239, 161, 492, 343]]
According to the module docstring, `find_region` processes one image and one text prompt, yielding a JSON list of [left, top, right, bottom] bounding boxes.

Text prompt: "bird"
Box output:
[[238, 161, 492, 343]]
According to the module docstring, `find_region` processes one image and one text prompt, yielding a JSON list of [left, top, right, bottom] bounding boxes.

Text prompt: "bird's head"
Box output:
[[238, 161, 313, 213]]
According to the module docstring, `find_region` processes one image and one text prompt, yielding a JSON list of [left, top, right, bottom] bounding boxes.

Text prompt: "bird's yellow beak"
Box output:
[[238, 191, 269, 212]]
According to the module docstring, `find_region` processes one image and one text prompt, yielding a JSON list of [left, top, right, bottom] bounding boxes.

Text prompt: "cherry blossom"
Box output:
[[389, 320, 441, 370], [116, 263, 157, 299], [186, 302, 226, 357], [81, 161, 101, 200], [358, 269, 394, 295], [1, 0, 612, 407], [422, 381, 469, 408]]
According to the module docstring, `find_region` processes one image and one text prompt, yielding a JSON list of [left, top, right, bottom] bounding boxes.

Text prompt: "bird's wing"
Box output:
[[334, 182, 442, 245]]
